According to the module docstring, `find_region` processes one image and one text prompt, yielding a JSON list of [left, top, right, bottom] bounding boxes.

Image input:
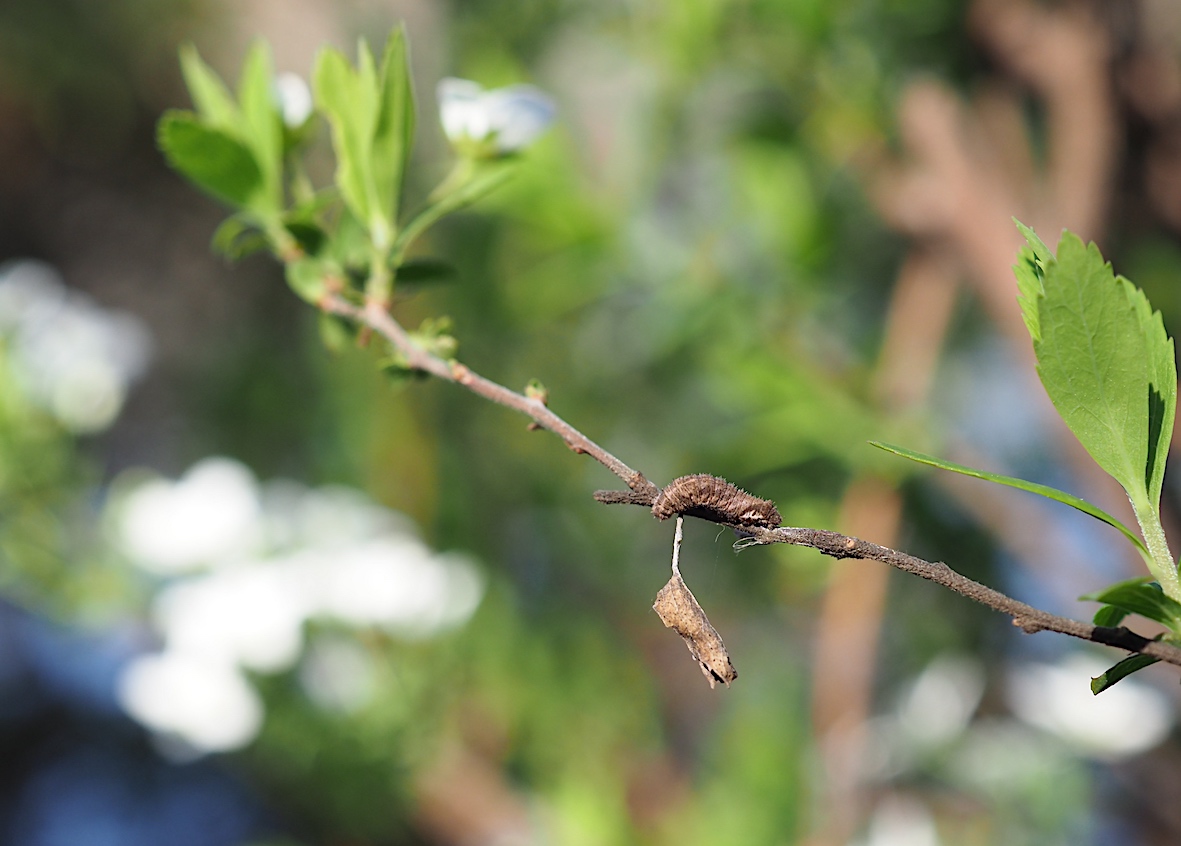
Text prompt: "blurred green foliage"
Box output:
[[3, 0, 1178, 844]]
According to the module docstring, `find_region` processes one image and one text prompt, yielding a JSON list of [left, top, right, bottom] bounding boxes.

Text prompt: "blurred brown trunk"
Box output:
[[808, 249, 959, 844]]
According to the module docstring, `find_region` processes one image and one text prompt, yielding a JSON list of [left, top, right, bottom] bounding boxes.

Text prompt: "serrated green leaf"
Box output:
[[1081, 577, 1181, 630], [371, 25, 415, 235], [1015, 219, 1053, 262], [236, 40, 283, 217], [158, 111, 263, 208], [1029, 231, 1158, 510], [211, 215, 269, 259], [1091, 653, 1159, 694], [870, 441, 1149, 557], [1013, 220, 1052, 345], [178, 44, 239, 131]]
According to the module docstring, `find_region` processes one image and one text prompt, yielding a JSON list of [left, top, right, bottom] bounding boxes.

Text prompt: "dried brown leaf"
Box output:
[[653, 571, 737, 688]]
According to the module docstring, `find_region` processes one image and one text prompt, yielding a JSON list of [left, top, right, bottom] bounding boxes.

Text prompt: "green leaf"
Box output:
[[311, 39, 406, 247], [1013, 219, 1051, 344], [317, 312, 356, 353], [1091, 654, 1159, 694], [869, 441, 1149, 557], [285, 257, 329, 304], [1020, 228, 1174, 512], [409, 315, 458, 359], [236, 40, 283, 217], [211, 215, 269, 259], [325, 206, 371, 272], [525, 379, 548, 405], [1092, 604, 1130, 627], [178, 44, 239, 131], [283, 221, 327, 256], [1130, 283, 1177, 508], [158, 111, 263, 208], [1081, 577, 1181, 630], [396, 258, 457, 286], [313, 45, 379, 232], [371, 25, 415, 233]]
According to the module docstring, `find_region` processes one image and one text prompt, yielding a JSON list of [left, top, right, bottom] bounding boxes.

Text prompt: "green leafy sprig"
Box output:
[[879, 223, 1181, 691], [157, 26, 545, 329]]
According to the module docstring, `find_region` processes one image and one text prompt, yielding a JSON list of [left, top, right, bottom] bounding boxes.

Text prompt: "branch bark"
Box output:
[[320, 295, 659, 499], [321, 292, 1181, 671]]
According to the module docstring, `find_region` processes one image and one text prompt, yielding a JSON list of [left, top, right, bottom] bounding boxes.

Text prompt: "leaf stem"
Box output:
[[365, 242, 393, 307], [1135, 504, 1181, 602], [388, 159, 476, 267]]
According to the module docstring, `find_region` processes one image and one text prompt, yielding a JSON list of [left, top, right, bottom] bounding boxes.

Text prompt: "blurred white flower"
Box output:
[[281, 483, 412, 549], [299, 635, 375, 713], [862, 655, 986, 781], [1006, 653, 1174, 758], [113, 458, 486, 754], [0, 259, 151, 433], [117, 457, 262, 573], [950, 720, 1073, 794], [154, 563, 306, 672], [856, 796, 941, 846], [274, 72, 313, 128], [896, 654, 985, 747], [0, 260, 66, 331], [438, 77, 556, 155], [117, 651, 263, 754], [301, 538, 483, 636]]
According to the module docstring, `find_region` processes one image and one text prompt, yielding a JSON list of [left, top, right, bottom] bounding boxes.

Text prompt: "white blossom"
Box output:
[[153, 563, 306, 672], [438, 77, 556, 155], [117, 651, 263, 754], [856, 796, 941, 846], [299, 635, 375, 713], [274, 72, 313, 128], [113, 458, 486, 754], [117, 457, 262, 573], [0, 259, 151, 433], [1006, 653, 1174, 758]]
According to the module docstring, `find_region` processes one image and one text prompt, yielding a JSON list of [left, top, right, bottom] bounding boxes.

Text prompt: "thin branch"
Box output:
[[321, 292, 1181, 671], [320, 294, 659, 498]]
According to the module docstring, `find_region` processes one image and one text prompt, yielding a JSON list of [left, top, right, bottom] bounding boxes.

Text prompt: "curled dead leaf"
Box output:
[[653, 570, 737, 689]]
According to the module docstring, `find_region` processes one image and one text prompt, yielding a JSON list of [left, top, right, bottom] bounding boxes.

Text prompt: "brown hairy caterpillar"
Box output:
[[652, 474, 781, 528]]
